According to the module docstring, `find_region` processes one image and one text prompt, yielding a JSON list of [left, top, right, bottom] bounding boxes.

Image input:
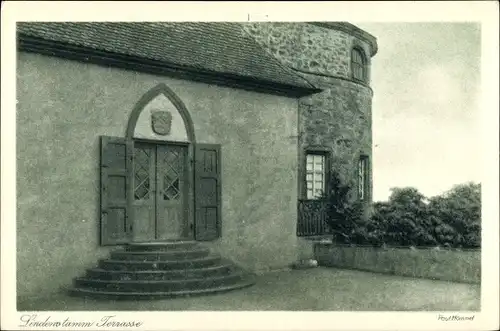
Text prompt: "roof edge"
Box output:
[[308, 22, 378, 56], [17, 34, 321, 98]]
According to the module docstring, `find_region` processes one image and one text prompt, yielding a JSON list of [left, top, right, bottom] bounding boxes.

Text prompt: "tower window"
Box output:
[[351, 48, 367, 82], [306, 153, 326, 200], [358, 155, 369, 200]]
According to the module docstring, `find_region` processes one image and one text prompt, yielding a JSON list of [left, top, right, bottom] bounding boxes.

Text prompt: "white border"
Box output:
[[2, 1, 499, 331]]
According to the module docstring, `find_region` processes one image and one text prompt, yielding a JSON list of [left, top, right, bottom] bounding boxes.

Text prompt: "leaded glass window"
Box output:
[[134, 146, 152, 200], [160, 146, 183, 201]]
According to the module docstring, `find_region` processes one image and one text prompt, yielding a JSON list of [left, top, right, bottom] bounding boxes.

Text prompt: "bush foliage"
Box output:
[[323, 174, 481, 248], [321, 171, 364, 243]]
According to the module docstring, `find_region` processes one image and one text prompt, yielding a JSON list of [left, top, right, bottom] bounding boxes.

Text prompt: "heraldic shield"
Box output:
[[151, 110, 173, 136]]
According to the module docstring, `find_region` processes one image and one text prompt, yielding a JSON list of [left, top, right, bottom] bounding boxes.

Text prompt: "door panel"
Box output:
[[132, 143, 156, 241], [132, 142, 188, 242], [156, 144, 188, 240]]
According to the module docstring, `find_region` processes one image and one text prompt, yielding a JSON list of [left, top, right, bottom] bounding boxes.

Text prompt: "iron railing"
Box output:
[[297, 199, 331, 237]]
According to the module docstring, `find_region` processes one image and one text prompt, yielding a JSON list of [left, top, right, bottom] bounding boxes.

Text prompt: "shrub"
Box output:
[[323, 180, 481, 248], [380, 187, 436, 246], [322, 171, 364, 244], [427, 182, 481, 248]]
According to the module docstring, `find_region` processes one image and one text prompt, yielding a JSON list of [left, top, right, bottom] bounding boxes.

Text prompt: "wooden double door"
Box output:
[[132, 141, 190, 241]]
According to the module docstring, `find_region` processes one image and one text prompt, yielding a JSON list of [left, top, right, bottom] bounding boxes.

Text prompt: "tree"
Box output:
[[382, 187, 435, 246], [428, 182, 481, 248]]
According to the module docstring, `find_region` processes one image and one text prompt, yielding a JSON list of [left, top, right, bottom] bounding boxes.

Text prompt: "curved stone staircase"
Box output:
[[69, 241, 255, 299]]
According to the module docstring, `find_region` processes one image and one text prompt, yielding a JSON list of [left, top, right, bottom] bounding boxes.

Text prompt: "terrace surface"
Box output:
[[18, 267, 480, 311]]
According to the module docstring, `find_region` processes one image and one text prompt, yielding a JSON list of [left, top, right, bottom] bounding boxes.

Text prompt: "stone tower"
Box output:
[[243, 22, 377, 216]]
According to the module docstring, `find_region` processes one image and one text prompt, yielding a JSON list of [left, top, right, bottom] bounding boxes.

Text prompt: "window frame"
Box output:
[[302, 149, 331, 201], [351, 47, 367, 83], [358, 155, 369, 201]]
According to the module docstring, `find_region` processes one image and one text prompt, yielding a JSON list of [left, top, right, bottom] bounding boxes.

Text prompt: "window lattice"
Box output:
[[134, 147, 151, 200], [161, 147, 183, 201], [358, 156, 368, 200], [352, 48, 366, 82], [306, 154, 325, 200]]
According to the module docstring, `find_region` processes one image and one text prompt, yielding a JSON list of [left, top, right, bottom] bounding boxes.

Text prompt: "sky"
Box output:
[[352, 23, 482, 202]]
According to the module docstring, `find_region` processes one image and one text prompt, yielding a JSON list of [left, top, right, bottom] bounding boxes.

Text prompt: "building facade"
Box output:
[[16, 22, 377, 302]]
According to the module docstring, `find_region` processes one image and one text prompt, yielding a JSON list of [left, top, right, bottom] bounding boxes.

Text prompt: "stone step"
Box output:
[[125, 241, 200, 252], [74, 271, 248, 292], [98, 256, 222, 271], [110, 248, 210, 261], [86, 264, 234, 281], [69, 277, 256, 300], [70, 241, 255, 299]]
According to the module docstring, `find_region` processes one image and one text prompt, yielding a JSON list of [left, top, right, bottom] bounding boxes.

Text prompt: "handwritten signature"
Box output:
[[19, 314, 143, 328], [437, 314, 475, 322]]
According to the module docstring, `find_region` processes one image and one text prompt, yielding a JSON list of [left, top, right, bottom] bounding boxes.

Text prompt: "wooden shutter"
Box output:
[[194, 144, 221, 241], [100, 136, 134, 245]]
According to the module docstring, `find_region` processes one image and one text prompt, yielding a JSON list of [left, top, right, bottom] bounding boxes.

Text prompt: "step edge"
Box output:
[[70, 279, 255, 296], [111, 249, 209, 255], [88, 264, 233, 274], [127, 241, 198, 245], [75, 271, 246, 284], [100, 256, 221, 264]]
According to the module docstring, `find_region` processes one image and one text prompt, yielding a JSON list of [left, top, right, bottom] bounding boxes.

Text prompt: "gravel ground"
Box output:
[[17, 267, 480, 311]]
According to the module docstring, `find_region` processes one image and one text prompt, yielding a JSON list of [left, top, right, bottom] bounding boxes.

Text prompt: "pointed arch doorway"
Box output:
[[126, 83, 196, 242], [100, 83, 221, 246]]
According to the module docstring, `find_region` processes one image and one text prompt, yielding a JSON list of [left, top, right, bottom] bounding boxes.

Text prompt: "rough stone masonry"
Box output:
[[243, 22, 376, 215]]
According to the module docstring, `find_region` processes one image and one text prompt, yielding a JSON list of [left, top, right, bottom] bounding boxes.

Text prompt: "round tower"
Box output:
[[243, 22, 377, 217]]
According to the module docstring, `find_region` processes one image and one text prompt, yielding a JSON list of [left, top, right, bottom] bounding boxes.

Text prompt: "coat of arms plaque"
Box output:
[[151, 110, 173, 136]]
